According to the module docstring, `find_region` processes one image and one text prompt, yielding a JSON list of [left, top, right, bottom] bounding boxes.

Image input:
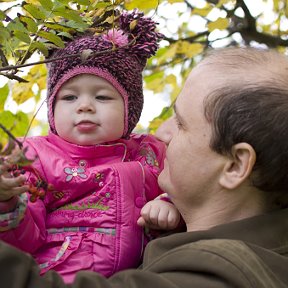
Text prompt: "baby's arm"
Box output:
[[137, 199, 180, 230]]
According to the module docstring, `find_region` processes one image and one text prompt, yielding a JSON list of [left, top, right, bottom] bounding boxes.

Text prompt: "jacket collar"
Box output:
[[47, 132, 127, 161], [145, 208, 288, 262]]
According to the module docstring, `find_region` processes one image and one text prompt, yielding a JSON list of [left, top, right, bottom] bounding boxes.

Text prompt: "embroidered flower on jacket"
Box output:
[[64, 167, 87, 182]]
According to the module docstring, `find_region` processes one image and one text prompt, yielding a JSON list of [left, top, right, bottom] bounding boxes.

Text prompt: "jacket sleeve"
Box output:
[[0, 142, 47, 254], [0, 239, 262, 288], [132, 134, 166, 201]]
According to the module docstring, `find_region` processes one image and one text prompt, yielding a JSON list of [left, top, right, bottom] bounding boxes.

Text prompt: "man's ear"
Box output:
[[219, 143, 256, 189]]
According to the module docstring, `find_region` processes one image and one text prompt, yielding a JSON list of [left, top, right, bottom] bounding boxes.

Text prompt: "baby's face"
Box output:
[[54, 74, 124, 146]]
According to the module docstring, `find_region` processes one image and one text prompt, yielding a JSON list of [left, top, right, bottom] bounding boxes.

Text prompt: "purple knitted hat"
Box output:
[[47, 10, 163, 137]]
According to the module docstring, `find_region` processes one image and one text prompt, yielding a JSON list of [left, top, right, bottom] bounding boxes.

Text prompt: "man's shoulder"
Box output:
[[145, 238, 288, 288]]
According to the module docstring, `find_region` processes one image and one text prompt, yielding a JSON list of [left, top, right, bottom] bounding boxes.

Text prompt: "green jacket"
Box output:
[[1, 208, 288, 288]]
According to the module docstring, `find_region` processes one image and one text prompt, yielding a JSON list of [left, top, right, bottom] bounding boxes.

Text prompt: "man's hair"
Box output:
[[203, 47, 288, 207]]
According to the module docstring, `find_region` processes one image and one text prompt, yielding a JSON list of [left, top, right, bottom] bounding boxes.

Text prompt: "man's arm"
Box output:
[[0, 239, 270, 288]]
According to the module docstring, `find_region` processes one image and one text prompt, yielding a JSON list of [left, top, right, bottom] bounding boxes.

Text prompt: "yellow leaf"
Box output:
[[93, 8, 106, 18], [30, 63, 46, 77], [148, 118, 164, 134], [157, 43, 178, 64], [129, 19, 138, 31], [37, 76, 46, 90], [192, 6, 213, 17], [207, 17, 229, 32], [145, 77, 164, 93], [12, 82, 34, 105], [27, 64, 47, 91], [104, 15, 116, 24], [167, 0, 184, 3], [170, 85, 181, 102], [124, 0, 158, 10], [165, 74, 177, 86], [176, 41, 204, 58]]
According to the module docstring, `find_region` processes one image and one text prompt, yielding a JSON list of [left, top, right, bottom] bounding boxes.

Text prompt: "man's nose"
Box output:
[[155, 117, 175, 144]]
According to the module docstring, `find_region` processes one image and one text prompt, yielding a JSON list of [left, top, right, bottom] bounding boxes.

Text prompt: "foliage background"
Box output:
[[0, 0, 288, 146]]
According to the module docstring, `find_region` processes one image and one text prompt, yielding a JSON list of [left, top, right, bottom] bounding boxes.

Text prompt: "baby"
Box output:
[[0, 10, 180, 283]]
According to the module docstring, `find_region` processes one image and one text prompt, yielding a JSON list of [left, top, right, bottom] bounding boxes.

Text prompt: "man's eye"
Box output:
[[175, 117, 183, 129]]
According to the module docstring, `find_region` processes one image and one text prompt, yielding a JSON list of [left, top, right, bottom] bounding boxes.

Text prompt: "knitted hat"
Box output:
[[46, 10, 163, 138]]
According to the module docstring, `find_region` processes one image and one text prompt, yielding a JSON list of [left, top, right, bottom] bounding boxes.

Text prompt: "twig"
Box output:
[[23, 99, 46, 141], [0, 124, 23, 149], [0, 37, 137, 73]]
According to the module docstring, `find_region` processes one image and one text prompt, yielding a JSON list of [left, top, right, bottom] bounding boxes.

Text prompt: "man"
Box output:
[[1, 47, 288, 287]]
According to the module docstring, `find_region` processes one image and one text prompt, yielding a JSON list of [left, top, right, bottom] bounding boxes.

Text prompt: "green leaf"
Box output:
[[145, 71, 165, 83], [30, 41, 49, 56], [0, 111, 15, 133], [0, 84, 9, 112], [56, 0, 70, 4], [23, 4, 46, 20], [38, 0, 53, 11], [19, 16, 38, 33], [64, 20, 89, 30], [76, 0, 90, 5], [12, 111, 30, 137], [0, 11, 6, 21], [38, 31, 65, 48], [57, 31, 74, 39], [54, 8, 85, 23], [14, 31, 31, 44], [7, 18, 29, 33], [0, 27, 11, 42], [148, 106, 173, 134], [44, 22, 73, 33]]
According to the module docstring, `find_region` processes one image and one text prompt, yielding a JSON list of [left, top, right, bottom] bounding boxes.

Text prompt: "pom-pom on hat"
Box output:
[[47, 9, 163, 138]]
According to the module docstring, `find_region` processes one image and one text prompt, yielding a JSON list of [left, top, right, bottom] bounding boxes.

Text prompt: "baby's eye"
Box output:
[[62, 95, 77, 101], [96, 95, 112, 101]]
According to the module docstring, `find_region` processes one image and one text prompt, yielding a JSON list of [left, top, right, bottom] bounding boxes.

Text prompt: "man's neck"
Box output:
[[182, 187, 266, 232]]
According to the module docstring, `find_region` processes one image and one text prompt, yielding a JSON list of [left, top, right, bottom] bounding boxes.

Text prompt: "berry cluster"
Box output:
[[7, 164, 26, 177], [6, 164, 50, 203], [28, 179, 52, 203], [0, 139, 50, 203]]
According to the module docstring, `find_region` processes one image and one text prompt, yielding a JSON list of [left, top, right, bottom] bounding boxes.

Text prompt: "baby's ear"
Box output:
[[219, 143, 256, 189]]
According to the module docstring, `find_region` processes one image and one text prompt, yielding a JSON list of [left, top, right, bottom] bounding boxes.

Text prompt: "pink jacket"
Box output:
[[0, 132, 165, 283]]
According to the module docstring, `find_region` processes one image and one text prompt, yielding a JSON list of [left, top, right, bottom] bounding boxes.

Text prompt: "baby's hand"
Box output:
[[137, 200, 180, 230], [0, 164, 28, 201]]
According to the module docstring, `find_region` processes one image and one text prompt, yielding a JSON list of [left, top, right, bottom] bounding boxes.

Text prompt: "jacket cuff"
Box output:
[[0, 194, 27, 232], [0, 196, 19, 214], [155, 193, 172, 203]]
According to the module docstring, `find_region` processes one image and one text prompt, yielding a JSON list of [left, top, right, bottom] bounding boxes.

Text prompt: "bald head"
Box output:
[[198, 47, 288, 207], [199, 47, 288, 89]]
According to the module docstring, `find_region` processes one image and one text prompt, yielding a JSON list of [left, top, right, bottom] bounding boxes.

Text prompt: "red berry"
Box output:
[[47, 184, 54, 191], [38, 190, 45, 198], [30, 195, 37, 203], [29, 186, 38, 194]]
